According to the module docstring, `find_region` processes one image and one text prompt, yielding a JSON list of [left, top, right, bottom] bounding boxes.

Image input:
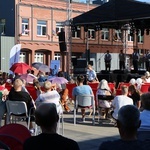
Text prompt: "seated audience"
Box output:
[[99, 105, 150, 150], [23, 103, 80, 150], [111, 86, 133, 120], [96, 79, 113, 119], [8, 79, 35, 132], [35, 80, 63, 114], [33, 78, 43, 97], [128, 85, 141, 109], [129, 78, 136, 85], [139, 92, 150, 130], [72, 75, 94, 121]]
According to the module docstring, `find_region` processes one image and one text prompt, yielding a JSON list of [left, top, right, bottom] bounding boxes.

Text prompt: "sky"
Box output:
[[80, 0, 150, 3]]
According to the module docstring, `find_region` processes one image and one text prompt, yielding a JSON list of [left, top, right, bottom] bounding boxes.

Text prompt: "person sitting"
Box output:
[[23, 103, 80, 150], [139, 92, 150, 130], [111, 86, 133, 121], [128, 85, 141, 109], [99, 105, 150, 150], [96, 79, 113, 119], [0, 79, 9, 127], [72, 75, 94, 121], [35, 80, 63, 114], [142, 71, 150, 83], [8, 79, 35, 132], [86, 64, 98, 83]]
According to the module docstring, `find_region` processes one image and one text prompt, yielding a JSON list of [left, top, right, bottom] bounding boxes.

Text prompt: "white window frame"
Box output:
[[101, 28, 109, 40], [34, 53, 44, 63], [128, 30, 134, 41], [56, 22, 65, 35], [19, 52, 26, 62], [88, 28, 95, 39], [54, 53, 60, 60], [22, 18, 29, 35], [37, 20, 47, 36], [72, 26, 81, 38], [138, 30, 144, 43]]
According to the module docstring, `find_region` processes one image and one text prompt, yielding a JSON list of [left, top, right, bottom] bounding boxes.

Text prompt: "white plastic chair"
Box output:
[[6, 100, 34, 130], [74, 95, 95, 125], [35, 101, 64, 136]]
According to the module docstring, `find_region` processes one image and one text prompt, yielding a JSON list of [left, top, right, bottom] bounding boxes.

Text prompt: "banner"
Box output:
[[50, 60, 60, 76], [9, 44, 21, 72]]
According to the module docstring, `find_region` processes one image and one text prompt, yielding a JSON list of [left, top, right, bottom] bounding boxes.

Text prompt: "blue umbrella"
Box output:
[[32, 62, 43, 69]]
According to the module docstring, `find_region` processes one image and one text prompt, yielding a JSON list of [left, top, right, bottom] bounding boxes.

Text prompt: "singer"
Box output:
[[104, 50, 112, 72]]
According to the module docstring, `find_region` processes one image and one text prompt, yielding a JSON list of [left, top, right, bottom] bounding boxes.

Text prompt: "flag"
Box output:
[[9, 44, 21, 72]]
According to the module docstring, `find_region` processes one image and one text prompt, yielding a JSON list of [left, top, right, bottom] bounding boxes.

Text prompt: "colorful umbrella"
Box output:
[[20, 73, 37, 83], [10, 62, 32, 74], [31, 62, 43, 69], [38, 64, 50, 72], [48, 77, 68, 84]]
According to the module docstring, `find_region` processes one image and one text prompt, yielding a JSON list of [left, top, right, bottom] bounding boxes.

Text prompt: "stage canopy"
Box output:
[[72, 0, 150, 29]]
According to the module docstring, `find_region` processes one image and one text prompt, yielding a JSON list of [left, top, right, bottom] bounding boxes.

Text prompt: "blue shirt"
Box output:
[[72, 85, 93, 97]]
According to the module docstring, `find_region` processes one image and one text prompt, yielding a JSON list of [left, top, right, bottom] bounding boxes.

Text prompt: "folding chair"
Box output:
[[6, 100, 35, 130], [35, 101, 64, 136], [74, 95, 95, 125], [97, 95, 114, 122]]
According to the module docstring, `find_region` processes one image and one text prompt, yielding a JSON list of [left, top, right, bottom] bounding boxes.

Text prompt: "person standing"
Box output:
[[132, 49, 140, 73], [104, 50, 112, 72], [118, 50, 125, 70], [144, 50, 150, 71]]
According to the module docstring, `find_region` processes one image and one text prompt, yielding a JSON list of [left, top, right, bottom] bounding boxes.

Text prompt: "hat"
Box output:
[[145, 71, 150, 77]]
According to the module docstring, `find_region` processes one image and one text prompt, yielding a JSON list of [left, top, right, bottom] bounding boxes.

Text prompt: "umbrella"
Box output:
[[10, 62, 32, 74], [32, 62, 43, 69], [38, 64, 50, 72], [20, 73, 37, 83], [49, 77, 68, 84]]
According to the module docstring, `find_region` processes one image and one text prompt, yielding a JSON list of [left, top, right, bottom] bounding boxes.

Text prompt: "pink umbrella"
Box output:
[[20, 74, 37, 83], [48, 77, 68, 84]]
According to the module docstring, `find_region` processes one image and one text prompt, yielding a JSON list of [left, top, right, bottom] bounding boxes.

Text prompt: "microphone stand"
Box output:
[[97, 53, 106, 71]]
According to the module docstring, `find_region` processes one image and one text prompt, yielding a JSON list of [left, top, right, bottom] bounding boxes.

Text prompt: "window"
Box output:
[[37, 20, 47, 36], [72, 26, 81, 38], [137, 30, 144, 43], [54, 53, 60, 60], [19, 52, 26, 62], [34, 53, 44, 63], [88, 28, 95, 39], [56, 22, 65, 35], [0, 19, 5, 35], [22, 18, 29, 35], [114, 29, 122, 41], [128, 30, 134, 41], [101, 28, 109, 40]]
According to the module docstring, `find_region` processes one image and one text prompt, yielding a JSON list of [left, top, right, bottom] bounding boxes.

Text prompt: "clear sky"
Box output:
[[80, 0, 150, 3]]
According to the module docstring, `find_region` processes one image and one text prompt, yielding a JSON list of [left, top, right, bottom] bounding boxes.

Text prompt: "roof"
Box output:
[[72, 0, 150, 29]]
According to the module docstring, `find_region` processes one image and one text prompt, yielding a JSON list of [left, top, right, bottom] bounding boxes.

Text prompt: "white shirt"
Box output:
[[35, 90, 63, 114], [112, 95, 133, 119], [87, 70, 96, 81]]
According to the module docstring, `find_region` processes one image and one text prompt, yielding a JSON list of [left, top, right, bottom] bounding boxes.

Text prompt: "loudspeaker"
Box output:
[[138, 70, 146, 75], [113, 69, 124, 74], [77, 60, 87, 68], [73, 67, 86, 75], [72, 58, 77, 66], [58, 31, 66, 52], [101, 70, 110, 74]]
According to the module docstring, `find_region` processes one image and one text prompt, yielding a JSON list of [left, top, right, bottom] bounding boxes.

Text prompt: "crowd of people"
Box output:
[[0, 62, 150, 149]]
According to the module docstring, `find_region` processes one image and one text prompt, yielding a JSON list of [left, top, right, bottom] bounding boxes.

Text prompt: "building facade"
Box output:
[[0, 0, 150, 73]]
